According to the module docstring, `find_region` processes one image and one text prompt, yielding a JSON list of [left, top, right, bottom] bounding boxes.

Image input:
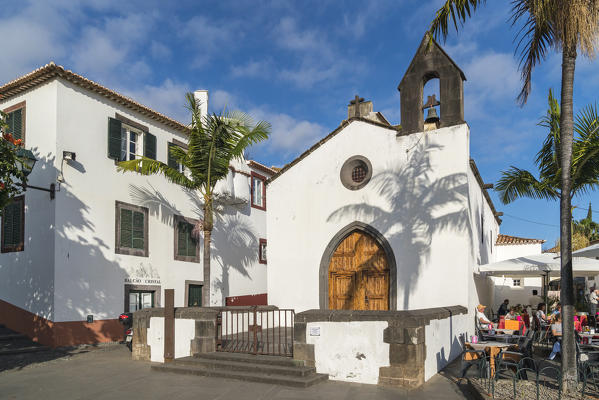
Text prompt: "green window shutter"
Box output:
[[120, 209, 133, 248], [167, 142, 179, 169], [177, 221, 188, 256], [6, 109, 22, 140], [144, 132, 157, 160], [132, 211, 144, 249], [108, 118, 122, 160], [2, 201, 21, 247], [187, 224, 197, 257]]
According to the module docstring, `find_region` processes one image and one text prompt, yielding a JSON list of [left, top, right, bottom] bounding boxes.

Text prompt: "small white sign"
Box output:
[[309, 326, 320, 336]]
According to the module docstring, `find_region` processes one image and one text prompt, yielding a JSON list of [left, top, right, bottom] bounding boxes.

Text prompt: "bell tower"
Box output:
[[398, 34, 466, 134]]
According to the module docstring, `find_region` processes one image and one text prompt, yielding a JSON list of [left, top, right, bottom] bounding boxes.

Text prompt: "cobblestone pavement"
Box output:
[[0, 345, 470, 400]]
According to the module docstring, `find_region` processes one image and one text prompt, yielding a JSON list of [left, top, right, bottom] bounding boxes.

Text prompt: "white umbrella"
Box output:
[[478, 253, 599, 278], [572, 242, 599, 259]]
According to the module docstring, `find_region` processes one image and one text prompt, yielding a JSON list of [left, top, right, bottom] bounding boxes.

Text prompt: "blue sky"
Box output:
[[2, 0, 599, 248]]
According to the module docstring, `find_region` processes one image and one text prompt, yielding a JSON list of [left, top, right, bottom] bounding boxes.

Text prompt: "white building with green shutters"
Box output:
[[0, 63, 273, 347]]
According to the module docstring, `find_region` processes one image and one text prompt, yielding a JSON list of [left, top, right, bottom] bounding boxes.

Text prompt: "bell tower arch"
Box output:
[[398, 35, 466, 134]]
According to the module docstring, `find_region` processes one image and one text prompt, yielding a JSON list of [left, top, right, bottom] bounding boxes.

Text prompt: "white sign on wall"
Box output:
[[309, 326, 321, 336]]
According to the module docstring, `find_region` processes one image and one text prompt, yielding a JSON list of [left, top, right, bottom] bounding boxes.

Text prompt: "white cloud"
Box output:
[[150, 41, 172, 60], [273, 17, 326, 53], [210, 90, 238, 112], [122, 79, 192, 123], [249, 108, 327, 160], [178, 15, 238, 68], [230, 60, 271, 78]]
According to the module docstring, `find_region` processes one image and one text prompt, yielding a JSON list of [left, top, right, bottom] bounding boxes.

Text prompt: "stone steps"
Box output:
[[0, 325, 50, 356], [152, 352, 328, 387]]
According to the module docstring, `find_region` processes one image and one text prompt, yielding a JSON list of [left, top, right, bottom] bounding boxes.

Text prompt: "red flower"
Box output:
[[0, 182, 5, 190]]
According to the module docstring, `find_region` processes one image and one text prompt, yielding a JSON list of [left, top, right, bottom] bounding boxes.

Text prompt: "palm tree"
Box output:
[[496, 90, 599, 204], [428, 1, 599, 387], [573, 202, 599, 241], [118, 93, 271, 307]]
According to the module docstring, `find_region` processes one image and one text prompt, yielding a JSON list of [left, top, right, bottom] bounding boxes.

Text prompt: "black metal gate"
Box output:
[[215, 307, 294, 357]]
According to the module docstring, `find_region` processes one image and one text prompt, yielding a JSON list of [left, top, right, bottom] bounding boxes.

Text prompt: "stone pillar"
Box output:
[[379, 324, 426, 389], [292, 321, 315, 367], [132, 309, 152, 361], [190, 319, 216, 355]]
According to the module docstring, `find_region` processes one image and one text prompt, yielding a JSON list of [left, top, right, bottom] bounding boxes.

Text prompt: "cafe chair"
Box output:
[[458, 334, 489, 380]]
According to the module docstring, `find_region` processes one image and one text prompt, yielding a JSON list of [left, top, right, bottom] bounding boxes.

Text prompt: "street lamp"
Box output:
[[16, 148, 55, 200]]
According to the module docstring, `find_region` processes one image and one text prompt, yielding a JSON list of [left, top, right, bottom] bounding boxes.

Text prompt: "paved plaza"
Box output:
[[0, 345, 470, 400]]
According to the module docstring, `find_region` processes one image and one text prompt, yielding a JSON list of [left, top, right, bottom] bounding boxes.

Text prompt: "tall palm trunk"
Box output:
[[202, 199, 214, 307], [559, 45, 577, 389]]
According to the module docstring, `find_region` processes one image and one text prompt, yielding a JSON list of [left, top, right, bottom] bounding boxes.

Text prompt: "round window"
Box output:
[[340, 156, 372, 190]]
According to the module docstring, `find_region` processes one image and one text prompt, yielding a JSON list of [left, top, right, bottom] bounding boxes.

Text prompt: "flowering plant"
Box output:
[[0, 110, 28, 214]]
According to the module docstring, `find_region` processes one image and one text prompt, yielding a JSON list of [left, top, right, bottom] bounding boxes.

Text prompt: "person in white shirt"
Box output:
[[536, 303, 548, 324], [590, 288, 598, 317], [476, 304, 492, 326]]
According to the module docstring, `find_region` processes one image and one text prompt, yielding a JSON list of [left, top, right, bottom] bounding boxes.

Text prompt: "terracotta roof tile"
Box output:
[[247, 160, 276, 175], [0, 62, 189, 133], [496, 234, 546, 246]]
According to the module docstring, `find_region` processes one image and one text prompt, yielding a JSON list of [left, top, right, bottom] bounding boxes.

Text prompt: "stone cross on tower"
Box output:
[[349, 95, 365, 118]]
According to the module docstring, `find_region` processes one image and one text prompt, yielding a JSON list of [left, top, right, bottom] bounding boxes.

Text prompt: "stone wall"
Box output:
[[293, 306, 468, 389], [131, 306, 278, 361]]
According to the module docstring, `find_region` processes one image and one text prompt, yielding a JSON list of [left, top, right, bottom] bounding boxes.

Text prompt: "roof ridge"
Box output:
[[0, 62, 190, 134], [496, 233, 546, 245]]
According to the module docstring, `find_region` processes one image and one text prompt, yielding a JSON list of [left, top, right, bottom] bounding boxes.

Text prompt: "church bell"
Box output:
[[425, 107, 439, 124]]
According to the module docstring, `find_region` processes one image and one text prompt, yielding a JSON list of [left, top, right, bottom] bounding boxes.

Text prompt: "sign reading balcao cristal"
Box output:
[[125, 277, 161, 285]]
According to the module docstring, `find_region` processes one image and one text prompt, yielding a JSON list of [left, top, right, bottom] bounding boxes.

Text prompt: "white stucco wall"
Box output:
[[147, 317, 196, 362], [424, 312, 471, 381], [490, 243, 544, 312], [0, 81, 58, 320], [1, 77, 270, 324], [306, 321, 389, 384], [267, 122, 473, 312]]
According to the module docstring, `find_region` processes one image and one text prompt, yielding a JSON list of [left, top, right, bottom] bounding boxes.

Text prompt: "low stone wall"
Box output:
[[131, 306, 279, 361], [293, 306, 468, 389]]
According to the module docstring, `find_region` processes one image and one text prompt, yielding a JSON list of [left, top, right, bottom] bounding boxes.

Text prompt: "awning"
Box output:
[[478, 253, 599, 278], [573, 243, 599, 259]]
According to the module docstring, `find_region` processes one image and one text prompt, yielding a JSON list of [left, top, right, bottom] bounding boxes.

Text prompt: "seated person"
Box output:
[[536, 303, 548, 323], [476, 304, 492, 326], [505, 307, 518, 320], [497, 299, 509, 317], [548, 313, 562, 360]]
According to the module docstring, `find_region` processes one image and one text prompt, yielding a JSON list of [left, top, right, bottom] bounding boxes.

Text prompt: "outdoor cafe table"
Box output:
[[483, 334, 521, 344], [465, 341, 513, 377], [580, 333, 599, 345]]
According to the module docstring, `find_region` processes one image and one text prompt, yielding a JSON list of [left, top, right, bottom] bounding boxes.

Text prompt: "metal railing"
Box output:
[[216, 307, 294, 357]]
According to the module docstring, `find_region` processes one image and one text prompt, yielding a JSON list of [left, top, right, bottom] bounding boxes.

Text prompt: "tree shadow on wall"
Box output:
[[327, 137, 473, 310], [0, 151, 129, 370], [128, 185, 259, 305], [184, 191, 259, 304]]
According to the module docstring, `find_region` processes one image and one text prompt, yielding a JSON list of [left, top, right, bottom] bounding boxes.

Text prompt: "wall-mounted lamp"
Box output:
[[63, 151, 76, 161], [15, 148, 55, 200], [58, 151, 77, 183]]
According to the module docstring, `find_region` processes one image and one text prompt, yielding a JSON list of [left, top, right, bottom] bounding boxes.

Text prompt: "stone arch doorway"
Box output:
[[319, 222, 397, 310]]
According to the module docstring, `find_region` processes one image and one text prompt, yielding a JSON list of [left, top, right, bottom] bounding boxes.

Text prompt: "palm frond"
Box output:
[[428, 0, 486, 42], [117, 157, 195, 189], [510, 0, 554, 105], [535, 89, 561, 177], [495, 166, 559, 204]]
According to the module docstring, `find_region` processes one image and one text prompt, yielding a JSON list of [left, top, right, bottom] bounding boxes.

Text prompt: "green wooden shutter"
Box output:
[[144, 132, 157, 160], [108, 118, 122, 160], [167, 143, 179, 169], [177, 221, 187, 256], [6, 109, 22, 140], [187, 224, 197, 257], [2, 201, 21, 247], [120, 209, 133, 248], [132, 211, 144, 249]]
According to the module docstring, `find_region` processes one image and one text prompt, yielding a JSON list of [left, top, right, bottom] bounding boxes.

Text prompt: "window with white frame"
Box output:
[[513, 279, 521, 287], [251, 172, 266, 210], [120, 125, 142, 161]]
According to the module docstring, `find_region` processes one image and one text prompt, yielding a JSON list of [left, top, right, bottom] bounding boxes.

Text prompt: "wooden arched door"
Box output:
[[328, 231, 390, 310]]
